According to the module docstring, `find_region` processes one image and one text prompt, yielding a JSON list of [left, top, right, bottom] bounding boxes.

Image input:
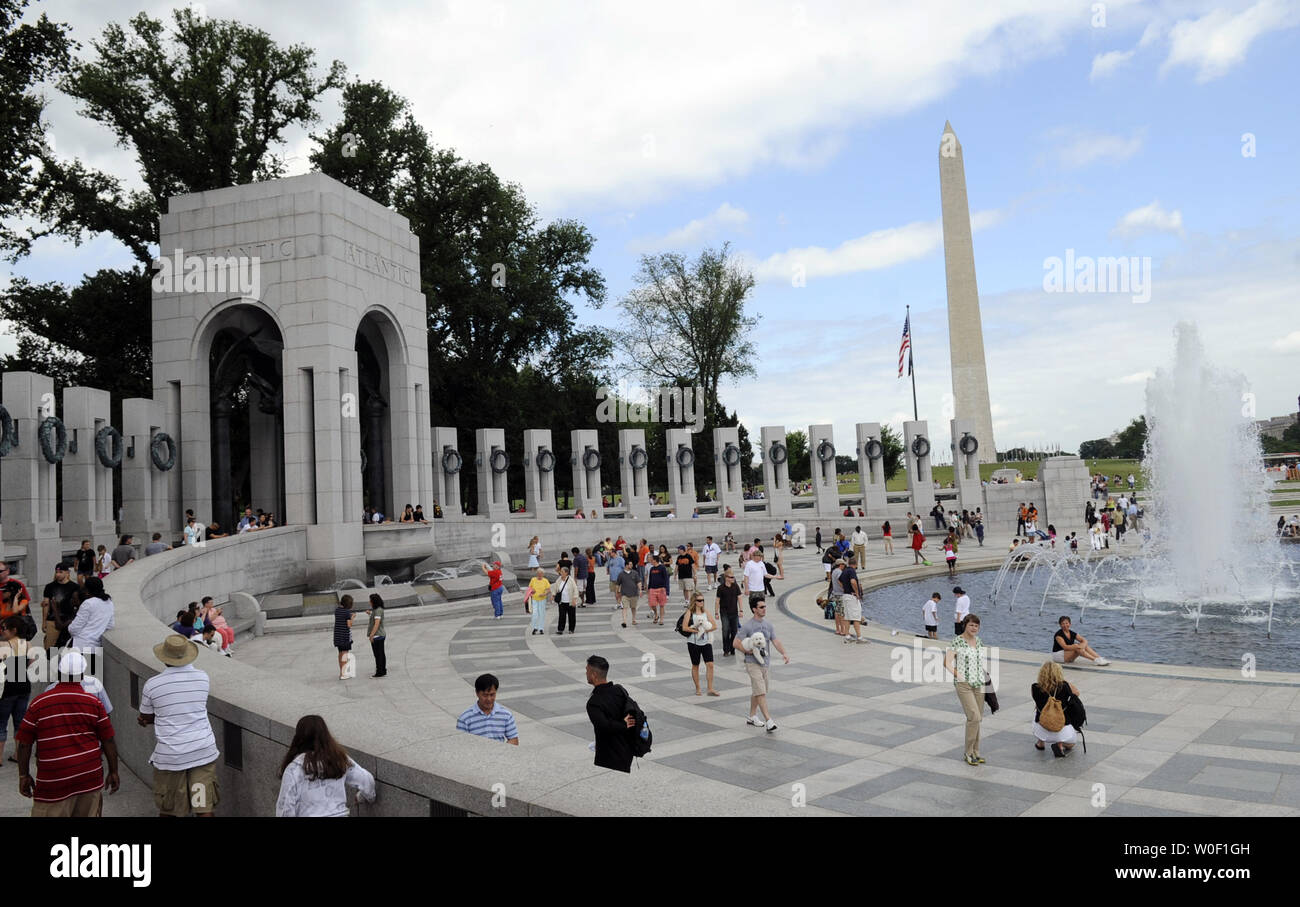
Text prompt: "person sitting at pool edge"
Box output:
[[1051, 616, 1110, 666]]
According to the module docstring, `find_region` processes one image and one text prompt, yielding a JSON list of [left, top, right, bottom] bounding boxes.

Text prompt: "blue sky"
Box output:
[[6, 0, 1300, 454]]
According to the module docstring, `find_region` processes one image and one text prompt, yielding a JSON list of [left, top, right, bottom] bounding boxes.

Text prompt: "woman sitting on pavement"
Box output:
[[1052, 616, 1109, 665], [1031, 661, 1083, 757]]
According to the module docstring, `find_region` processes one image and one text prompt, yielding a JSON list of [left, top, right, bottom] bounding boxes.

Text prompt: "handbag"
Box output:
[[1065, 691, 1088, 731], [983, 670, 999, 714], [1038, 683, 1066, 733], [20, 612, 37, 642]]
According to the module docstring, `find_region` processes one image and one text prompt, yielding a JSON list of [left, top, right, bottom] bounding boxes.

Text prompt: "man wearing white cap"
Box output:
[[138, 634, 220, 817], [15, 650, 119, 817]]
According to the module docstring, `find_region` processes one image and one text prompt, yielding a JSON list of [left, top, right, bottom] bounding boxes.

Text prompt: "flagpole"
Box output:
[[908, 305, 918, 421]]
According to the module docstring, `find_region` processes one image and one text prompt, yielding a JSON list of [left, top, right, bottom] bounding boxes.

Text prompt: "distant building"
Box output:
[[1257, 413, 1299, 440]]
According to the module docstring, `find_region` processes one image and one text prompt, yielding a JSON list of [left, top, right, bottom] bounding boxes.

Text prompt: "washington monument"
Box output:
[[939, 121, 997, 463]]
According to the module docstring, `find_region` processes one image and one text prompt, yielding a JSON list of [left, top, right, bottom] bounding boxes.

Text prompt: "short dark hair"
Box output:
[[1058, 615, 1071, 626], [474, 673, 499, 693], [959, 614, 981, 632], [750, 596, 766, 610], [586, 655, 609, 676], [202, 596, 214, 606], [152, 532, 162, 541]]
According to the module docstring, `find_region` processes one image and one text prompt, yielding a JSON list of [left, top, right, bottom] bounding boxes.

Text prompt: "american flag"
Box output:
[[898, 313, 912, 378]]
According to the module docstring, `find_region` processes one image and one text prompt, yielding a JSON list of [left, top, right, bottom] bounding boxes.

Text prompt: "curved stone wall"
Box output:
[[100, 529, 801, 817]]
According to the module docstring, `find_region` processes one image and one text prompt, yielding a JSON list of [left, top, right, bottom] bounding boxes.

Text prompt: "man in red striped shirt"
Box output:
[[15, 650, 120, 817]]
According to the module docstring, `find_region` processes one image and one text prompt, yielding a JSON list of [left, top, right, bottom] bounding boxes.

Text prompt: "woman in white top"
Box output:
[[684, 593, 719, 697], [554, 565, 578, 635], [276, 715, 376, 817], [526, 536, 541, 569]]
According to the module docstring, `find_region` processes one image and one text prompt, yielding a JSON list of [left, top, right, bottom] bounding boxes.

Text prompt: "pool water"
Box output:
[[856, 550, 1300, 673]]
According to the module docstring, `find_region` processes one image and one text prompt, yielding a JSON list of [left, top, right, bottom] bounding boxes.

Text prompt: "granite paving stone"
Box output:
[[223, 540, 1300, 815]]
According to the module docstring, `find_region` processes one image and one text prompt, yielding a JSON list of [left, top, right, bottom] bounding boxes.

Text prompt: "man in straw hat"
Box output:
[[15, 649, 119, 816], [138, 634, 220, 817]]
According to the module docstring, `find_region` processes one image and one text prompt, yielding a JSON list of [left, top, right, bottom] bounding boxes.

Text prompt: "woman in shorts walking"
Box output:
[[881, 520, 894, 556], [684, 594, 719, 697]]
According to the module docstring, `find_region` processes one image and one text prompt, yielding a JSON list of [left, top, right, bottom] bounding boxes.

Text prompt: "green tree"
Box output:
[[615, 243, 758, 434], [1078, 438, 1116, 459], [1113, 416, 1148, 460], [1, 8, 345, 399], [880, 423, 905, 481], [309, 80, 427, 208], [313, 81, 610, 511], [1283, 420, 1300, 446], [785, 430, 810, 483], [0, 0, 72, 260]]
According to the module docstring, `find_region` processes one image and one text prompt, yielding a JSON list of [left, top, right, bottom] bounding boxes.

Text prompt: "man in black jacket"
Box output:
[[585, 655, 635, 773]]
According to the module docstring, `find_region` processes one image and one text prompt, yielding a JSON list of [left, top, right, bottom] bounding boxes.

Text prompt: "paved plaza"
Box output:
[[229, 536, 1300, 817]]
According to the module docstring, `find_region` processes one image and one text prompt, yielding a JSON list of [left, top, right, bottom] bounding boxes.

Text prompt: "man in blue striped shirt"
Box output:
[[456, 674, 519, 745]]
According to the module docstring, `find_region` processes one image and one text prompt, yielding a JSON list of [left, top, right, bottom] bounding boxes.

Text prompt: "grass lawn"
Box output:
[[534, 458, 1146, 505], [1273, 499, 1300, 509]]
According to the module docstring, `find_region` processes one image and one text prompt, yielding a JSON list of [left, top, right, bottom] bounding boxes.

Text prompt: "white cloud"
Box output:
[[750, 209, 1002, 284], [1051, 128, 1145, 168], [726, 233, 1300, 454], [1089, 49, 1136, 80], [36, 0, 1107, 211], [1110, 201, 1184, 239], [1109, 371, 1155, 385], [1162, 0, 1300, 83], [627, 203, 749, 253], [1274, 331, 1300, 352]]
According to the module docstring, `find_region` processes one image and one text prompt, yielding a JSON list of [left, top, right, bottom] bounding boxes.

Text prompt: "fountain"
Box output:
[[979, 323, 1298, 661]]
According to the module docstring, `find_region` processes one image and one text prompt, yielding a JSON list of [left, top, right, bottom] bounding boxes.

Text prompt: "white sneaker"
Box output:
[[765, 719, 778, 732], [1094, 657, 1111, 666], [747, 715, 763, 727]]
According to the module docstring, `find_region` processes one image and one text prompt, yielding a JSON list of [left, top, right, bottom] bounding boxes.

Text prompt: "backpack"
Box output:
[[1065, 692, 1087, 731], [764, 560, 777, 576], [1038, 684, 1066, 733], [621, 688, 652, 757], [674, 610, 695, 638]]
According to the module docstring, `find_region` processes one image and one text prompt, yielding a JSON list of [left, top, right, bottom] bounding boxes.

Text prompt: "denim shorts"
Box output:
[[0, 695, 30, 741]]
